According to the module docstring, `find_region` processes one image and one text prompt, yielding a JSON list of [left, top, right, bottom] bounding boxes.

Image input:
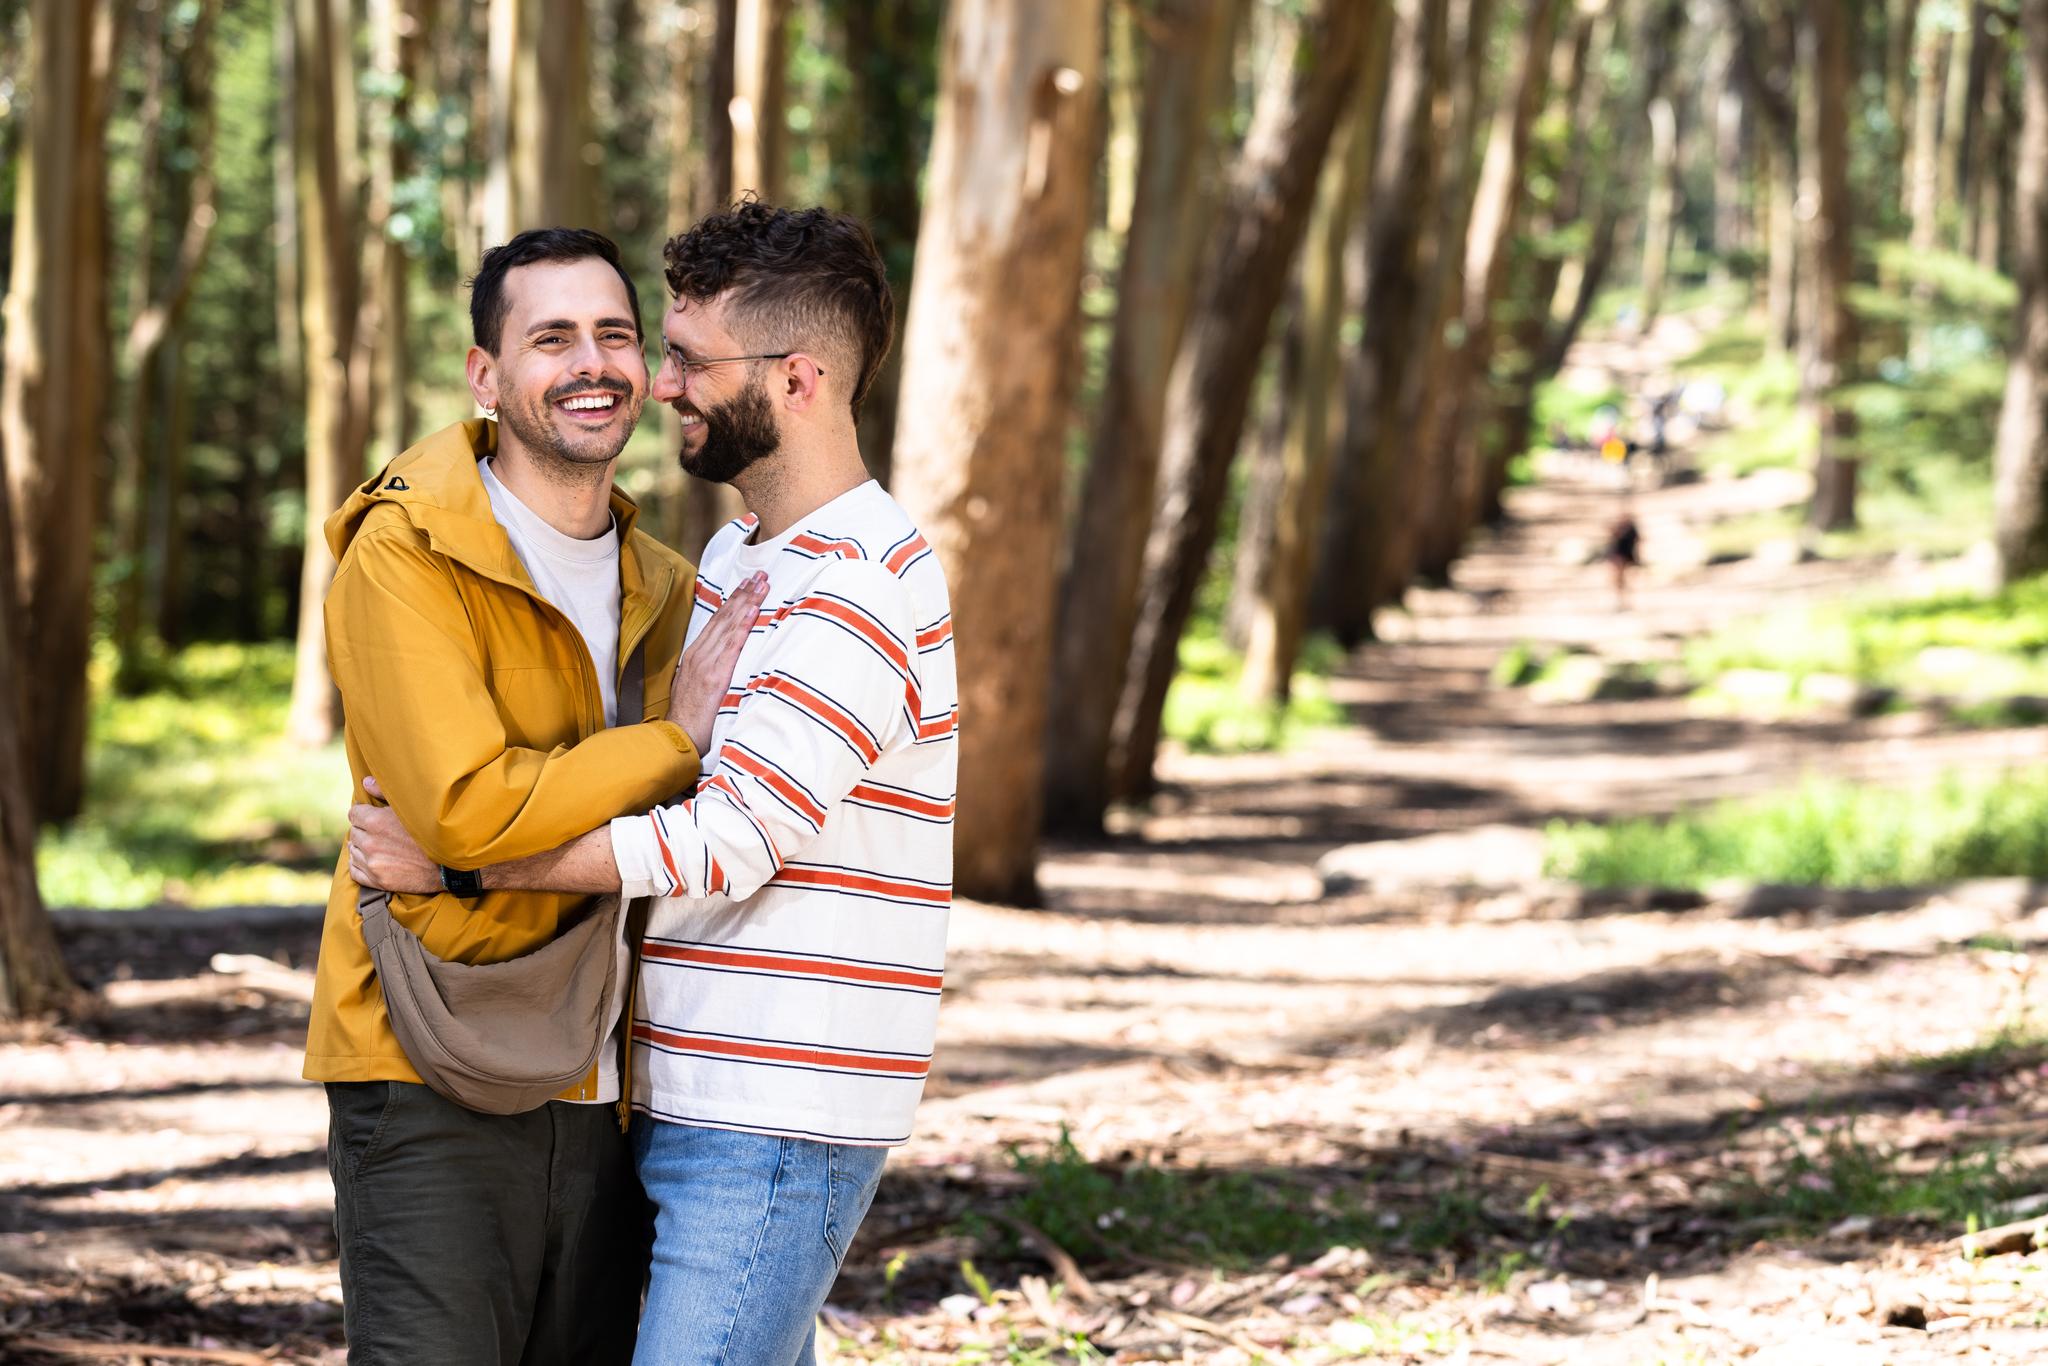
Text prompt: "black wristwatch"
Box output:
[[439, 864, 485, 898]]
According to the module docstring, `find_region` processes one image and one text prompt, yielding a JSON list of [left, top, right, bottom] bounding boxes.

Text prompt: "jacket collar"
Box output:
[[326, 419, 674, 624]]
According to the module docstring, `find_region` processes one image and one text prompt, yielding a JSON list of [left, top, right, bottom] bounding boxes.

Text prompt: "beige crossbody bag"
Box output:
[[357, 648, 650, 1115]]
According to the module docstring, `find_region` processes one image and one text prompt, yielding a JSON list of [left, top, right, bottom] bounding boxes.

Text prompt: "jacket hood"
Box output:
[[325, 419, 669, 602]]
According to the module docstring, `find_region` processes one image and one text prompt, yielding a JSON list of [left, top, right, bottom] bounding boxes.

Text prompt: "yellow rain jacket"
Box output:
[[302, 419, 699, 1099]]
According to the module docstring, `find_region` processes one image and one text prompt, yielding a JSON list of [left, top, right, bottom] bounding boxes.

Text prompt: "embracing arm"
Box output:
[[346, 568, 770, 894]]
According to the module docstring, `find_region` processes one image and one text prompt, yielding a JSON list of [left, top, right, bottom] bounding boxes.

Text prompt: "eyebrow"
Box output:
[[523, 317, 640, 337]]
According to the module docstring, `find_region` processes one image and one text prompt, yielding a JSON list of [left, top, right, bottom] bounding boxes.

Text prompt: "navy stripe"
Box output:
[[791, 608, 911, 680], [722, 738, 828, 810], [843, 797, 955, 826], [641, 1021, 931, 1059], [640, 961, 941, 997], [782, 860, 951, 891], [643, 936, 943, 975], [636, 1039, 928, 1081]]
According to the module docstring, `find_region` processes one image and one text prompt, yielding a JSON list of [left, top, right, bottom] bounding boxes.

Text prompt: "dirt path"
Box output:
[[6, 317, 2047, 1363]]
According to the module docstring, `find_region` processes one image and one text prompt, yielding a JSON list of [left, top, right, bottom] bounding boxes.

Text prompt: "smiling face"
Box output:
[[650, 296, 786, 486], [470, 257, 649, 477]]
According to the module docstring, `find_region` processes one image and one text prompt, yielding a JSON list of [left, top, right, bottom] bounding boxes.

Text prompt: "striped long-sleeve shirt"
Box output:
[[609, 481, 957, 1145]]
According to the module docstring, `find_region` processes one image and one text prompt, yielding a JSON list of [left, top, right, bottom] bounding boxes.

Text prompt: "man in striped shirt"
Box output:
[[348, 202, 956, 1364]]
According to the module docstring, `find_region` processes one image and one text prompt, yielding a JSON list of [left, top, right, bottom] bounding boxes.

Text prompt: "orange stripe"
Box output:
[[772, 865, 950, 905], [726, 746, 828, 825], [917, 621, 952, 649], [643, 943, 943, 990], [708, 853, 728, 894], [649, 815, 682, 894], [793, 597, 910, 674], [694, 581, 723, 608], [760, 676, 881, 763], [917, 709, 958, 740], [634, 1023, 928, 1075], [791, 533, 863, 560], [848, 783, 955, 819], [886, 535, 928, 574]]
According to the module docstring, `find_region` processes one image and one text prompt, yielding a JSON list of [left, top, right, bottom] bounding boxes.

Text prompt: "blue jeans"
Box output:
[[630, 1116, 888, 1366]]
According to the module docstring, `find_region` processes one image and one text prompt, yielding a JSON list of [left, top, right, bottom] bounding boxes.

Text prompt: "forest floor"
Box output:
[[6, 309, 2048, 1363]]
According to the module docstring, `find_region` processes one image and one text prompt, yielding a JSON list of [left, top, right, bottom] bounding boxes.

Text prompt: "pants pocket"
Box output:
[[821, 1144, 886, 1266], [325, 1081, 399, 1184]]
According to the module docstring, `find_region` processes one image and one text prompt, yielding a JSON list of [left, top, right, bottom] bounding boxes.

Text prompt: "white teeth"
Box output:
[[562, 394, 616, 411]]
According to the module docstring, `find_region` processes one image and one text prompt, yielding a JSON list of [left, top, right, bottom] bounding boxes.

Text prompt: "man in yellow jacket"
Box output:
[[304, 227, 764, 1365]]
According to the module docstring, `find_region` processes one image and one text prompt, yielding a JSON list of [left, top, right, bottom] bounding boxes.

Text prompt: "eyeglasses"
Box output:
[[664, 351, 824, 381]]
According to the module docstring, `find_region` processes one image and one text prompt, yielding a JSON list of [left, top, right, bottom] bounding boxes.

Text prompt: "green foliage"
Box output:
[[1162, 630, 1344, 754], [1000, 1130, 1388, 1270], [36, 643, 347, 908], [1732, 1122, 2030, 1236], [1685, 573, 2048, 700], [1544, 770, 2048, 890]]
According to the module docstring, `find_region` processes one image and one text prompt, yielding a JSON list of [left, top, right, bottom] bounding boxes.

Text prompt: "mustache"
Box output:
[[546, 377, 633, 403]]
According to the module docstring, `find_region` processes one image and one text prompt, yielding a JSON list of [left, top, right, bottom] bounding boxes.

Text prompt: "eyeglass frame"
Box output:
[[659, 348, 825, 382]]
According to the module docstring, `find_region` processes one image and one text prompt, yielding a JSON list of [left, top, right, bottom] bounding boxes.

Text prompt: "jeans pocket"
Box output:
[[821, 1144, 885, 1266]]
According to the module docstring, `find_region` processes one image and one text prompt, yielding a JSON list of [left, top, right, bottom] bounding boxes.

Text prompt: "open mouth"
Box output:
[[555, 392, 622, 421]]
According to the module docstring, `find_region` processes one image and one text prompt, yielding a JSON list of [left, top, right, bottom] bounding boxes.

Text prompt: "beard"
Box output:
[[498, 376, 642, 477], [677, 376, 782, 485]]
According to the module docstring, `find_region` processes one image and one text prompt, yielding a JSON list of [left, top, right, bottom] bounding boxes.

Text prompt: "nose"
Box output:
[[651, 352, 683, 404], [566, 333, 608, 380]]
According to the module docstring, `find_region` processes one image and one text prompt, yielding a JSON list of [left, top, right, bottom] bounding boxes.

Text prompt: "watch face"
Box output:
[[440, 865, 484, 898]]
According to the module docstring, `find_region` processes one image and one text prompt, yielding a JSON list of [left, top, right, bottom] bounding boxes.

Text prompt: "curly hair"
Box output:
[[662, 199, 896, 417]]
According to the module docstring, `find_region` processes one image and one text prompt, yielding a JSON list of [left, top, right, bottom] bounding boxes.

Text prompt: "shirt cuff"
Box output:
[[609, 812, 678, 900]]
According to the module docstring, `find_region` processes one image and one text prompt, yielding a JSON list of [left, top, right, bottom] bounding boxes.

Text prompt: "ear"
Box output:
[[777, 354, 825, 415], [465, 346, 499, 414]]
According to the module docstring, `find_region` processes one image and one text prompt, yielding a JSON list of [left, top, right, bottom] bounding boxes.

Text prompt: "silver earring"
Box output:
[[482, 405, 497, 420]]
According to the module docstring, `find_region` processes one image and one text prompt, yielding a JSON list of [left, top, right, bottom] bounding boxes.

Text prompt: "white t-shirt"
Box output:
[[479, 456, 628, 1105]]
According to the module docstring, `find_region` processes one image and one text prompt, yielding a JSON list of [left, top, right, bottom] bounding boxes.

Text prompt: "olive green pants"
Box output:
[[326, 1081, 650, 1366]]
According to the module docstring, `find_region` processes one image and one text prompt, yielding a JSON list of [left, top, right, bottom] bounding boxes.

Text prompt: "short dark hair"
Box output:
[[468, 227, 642, 354], [662, 199, 896, 416]]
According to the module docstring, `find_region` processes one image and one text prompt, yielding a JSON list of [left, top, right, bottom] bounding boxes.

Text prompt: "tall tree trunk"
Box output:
[[889, 0, 1103, 901], [1236, 21, 1392, 705], [1107, 0, 1377, 805], [1972, 7, 2013, 270], [1433, 0, 1561, 559], [111, 0, 170, 689], [1040, 0, 1242, 835], [0, 0, 117, 822], [285, 0, 375, 747], [485, 0, 593, 239], [1710, 29, 1746, 276], [1886, 0, 1922, 212], [667, 0, 749, 560], [1638, 91, 1679, 329], [1804, 0, 1861, 532], [0, 455, 72, 1018], [824, 0, 943, 485], [1907, 11, 1946, 264], [729, 0, 788, 200], [1476, 0, 1609, 527], [1994, 0, 2048, 581], [1311, 0, 1448, 649], [368, 0, 425, 468], [1399, 0, 1502, 587], [1940, 0, 1979, 252]]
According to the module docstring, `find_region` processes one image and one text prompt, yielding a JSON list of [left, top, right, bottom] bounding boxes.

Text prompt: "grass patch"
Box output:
[[1163, 630, 1345, 755], [1685, 571, 2048, 701], [1544, 770, 2048, 890], [1733, 1121, 2031, 1236], [36, 642, 347, 908], [992, 1132, 1513, 1273]]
